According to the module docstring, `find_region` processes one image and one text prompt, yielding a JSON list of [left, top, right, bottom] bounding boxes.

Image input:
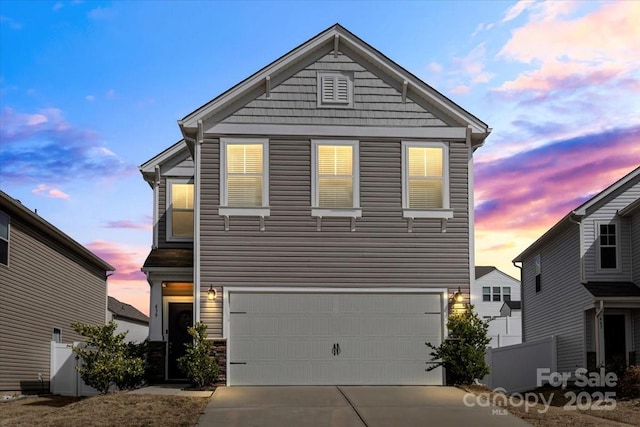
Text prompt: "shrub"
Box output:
[[72, 321, 144, 394], [426, 306, 490, 385], [177, 322, 219, 388], [618, 365, 640, 398]]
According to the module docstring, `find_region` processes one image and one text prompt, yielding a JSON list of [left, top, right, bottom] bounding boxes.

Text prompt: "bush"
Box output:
[[72, 321, 145, 394], [426, 306, 490, 385], [177, 322, 219, 388], [619, 365, 640, 398]]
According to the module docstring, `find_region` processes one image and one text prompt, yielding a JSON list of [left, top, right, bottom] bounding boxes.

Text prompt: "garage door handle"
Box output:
[[336, 343, 341, 355], [332, 343, 337, 356]]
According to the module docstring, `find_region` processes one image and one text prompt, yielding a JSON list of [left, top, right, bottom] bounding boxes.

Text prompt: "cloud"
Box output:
[[0, 107, 136, 185], [85, 95, 95, 102], [502, 0, 536, 23], [32, 184, 70, 200], [102, 219, 152, 230], [0, 16, 22, 30], [451, 85, 470, 95], [449, 43, 495, 93], [53, 2, 64, 11], [106, 89, 116, 99], [428, 62, 442, 74], [85, 240, 148, 282], [88, 7, 114, 20]]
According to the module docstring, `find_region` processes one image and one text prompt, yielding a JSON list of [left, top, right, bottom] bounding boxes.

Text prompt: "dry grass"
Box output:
[[461, 385, 640, 426], [0, 393, 209, 427]]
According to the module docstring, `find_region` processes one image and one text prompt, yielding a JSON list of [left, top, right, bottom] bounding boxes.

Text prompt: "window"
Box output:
[[317, 72, 353, 107], [167, 180, 194, 240], [53, 328, 61, 344], [492, 287, 501, 302], [311, 140, 360, 217], [220, 138, 269, 217], [598, 223, 618, 270], [0, 211, 8, 266], [482, 287, 490, 302], [535, 255, 541, 292], [503, 287, 511, 302], [401, 141, 452, 219]]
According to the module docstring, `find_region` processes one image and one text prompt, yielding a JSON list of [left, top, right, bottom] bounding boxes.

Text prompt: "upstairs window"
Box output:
[[0, 211, 8, 266], [317, 72, 353, 107], [503, 287, 511, 302], [492, 287, 501, 302], [167, 181, 194, 240], [311, 140, 360, 217], [401, 142, 451, 219], [598, 223, 618, 270], [535, 255, 541, 292], [482, 287, 490, 302], [220, 138, 270, 217]]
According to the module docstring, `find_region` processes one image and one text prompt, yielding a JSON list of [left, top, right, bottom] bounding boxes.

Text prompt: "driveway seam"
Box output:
[[336, 387, 368, 427]]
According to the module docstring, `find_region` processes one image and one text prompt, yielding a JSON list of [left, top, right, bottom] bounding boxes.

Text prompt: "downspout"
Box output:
[[512, 261, 523, 340], [152, 165, 160, 249], [595, 299, 605, 367], [466, 126, 475, 306], [193, 120, 204, 323], [568, 214, 585, 283]]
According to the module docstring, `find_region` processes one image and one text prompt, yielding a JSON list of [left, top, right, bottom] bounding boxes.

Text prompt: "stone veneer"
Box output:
[[210, 339, 227, 384]]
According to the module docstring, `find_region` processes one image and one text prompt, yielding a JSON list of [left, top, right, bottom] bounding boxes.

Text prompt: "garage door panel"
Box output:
[[229, 292, 444, 385]]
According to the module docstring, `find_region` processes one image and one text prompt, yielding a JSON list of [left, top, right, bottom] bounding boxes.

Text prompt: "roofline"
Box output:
[[0, 191, 115, 272], [619, 197, 640, 217], [179, 23, 490, 141], [513, 166, 640, 263], [139, 139, 189, 175]]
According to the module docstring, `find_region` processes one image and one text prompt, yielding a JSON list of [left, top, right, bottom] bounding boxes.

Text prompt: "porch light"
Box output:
[[454, 287, 464, 303], [208, 285, 217, 301]]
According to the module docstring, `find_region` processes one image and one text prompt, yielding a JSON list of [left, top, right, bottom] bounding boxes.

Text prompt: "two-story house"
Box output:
[[0, 190, 113, 392], [514, 166, 640, 373], [140, 24, 490, 386]]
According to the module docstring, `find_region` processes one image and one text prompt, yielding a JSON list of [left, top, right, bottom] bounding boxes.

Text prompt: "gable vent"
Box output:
[[318, 72, 353, 107]]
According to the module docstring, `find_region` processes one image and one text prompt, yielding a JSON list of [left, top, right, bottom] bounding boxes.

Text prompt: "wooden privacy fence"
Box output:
[[50, 342, 100, 397], [482, 336, 557, 393]]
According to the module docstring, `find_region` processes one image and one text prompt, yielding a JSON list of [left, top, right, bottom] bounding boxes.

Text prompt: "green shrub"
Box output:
[[426, 306, 491, 385], [619, 365, 640, 398], [72, 321, 145, 394], [177, 322, 219, 388]]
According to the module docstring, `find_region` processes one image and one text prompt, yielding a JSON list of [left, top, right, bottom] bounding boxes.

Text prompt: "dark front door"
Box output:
[[604, 314, 626, 366], [168, 302, 193, 379]]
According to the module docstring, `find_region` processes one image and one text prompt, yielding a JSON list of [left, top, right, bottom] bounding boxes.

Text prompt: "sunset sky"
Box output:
[[1, 1, 638, 315]]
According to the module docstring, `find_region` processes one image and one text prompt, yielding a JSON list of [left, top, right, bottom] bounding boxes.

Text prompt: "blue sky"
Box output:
[[1, 1, 639, 313]]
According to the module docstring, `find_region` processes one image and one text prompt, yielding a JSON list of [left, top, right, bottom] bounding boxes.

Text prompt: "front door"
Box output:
[[604, 314, 626, 367], [168, 302, 193, 379]]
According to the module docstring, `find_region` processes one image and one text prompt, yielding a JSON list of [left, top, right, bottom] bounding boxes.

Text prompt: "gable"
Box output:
[[220, 52, 447, 128]]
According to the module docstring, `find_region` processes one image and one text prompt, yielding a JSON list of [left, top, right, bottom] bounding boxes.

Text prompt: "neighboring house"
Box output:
[[514, 166, 640, 372], [500, 301, 521, 318], [472, 266, 522, 347], [140, 24, 490, 386], [0, 190, 113, 392], [107, 296, 149, 343], [472, 266, 521, 319]]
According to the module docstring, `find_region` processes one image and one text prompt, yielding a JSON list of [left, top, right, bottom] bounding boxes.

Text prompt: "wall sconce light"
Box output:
[[453, 287, 464, 303], [208, 284, 217, 301]]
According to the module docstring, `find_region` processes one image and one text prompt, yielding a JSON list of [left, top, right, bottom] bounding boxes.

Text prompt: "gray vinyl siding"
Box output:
[[522, 222, 592, 372], [0, 218, 106, 391], [583, 179, 639, 282], [632, 211, 640, 283], [221, 52, 446, 127], [157, 155, 195, 248], [200, 138, 470, 337]]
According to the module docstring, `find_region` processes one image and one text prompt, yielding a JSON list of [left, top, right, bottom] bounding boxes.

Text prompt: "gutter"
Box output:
[[512, 261, 524, 339]]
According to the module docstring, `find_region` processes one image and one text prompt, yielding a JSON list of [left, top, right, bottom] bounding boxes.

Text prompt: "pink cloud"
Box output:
[[451, 85, 470, 94], [85, 240, 148, 282], [103, 219, 152, 230], [31, 184, 70, 200]]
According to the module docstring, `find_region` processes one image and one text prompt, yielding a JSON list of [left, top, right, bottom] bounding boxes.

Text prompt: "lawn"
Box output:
[[0, 393, 209, 427]]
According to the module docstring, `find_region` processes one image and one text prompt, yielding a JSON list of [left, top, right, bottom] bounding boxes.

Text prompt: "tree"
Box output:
[[72, 321, 144, 394], [177, 322, 219, 389], [426, 306, 490, 385]]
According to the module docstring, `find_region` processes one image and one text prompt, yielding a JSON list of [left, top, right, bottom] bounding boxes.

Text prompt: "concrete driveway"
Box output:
[[197, 386, 529, 426]]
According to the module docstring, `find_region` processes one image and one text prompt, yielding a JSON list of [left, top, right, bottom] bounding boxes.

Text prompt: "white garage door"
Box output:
[[228, 292, 443, 385]]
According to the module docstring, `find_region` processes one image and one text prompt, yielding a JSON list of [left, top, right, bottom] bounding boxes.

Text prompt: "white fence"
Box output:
[[487, 316, 522, 348], [482, 336, 557, 393], [50, 342, 100, 397]]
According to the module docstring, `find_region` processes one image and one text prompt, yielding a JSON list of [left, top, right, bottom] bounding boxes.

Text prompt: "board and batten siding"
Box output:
[[522, 222, 592, 372], [582, 179, 639, 282], [0, 218, 107, 391], [221, 52, 446, 128], [156, 153, 195, 248], [200, 138, 470, 337]]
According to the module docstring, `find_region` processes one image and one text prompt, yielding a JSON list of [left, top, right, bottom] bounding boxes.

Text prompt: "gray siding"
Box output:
[[200, 138, 470, 336], [632, 211, 640, 283], [157, 153, 195, 248], [221, 52, 446, 127], [0, 218, 106, 391], [583, 179, 639, 282], [522, 223, 593, 372]]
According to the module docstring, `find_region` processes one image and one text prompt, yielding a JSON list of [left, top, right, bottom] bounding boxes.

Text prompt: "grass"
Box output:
[[0, 393, 209, 427]]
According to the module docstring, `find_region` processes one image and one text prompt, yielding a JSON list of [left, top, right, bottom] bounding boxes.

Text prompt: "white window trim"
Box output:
[[595, 219, 621, 273], [311, 139, 360, 218], [219, 138, 270, 217], [165, 178, 194, 242], [0, 210, 9, 267], [317, 71, 354, 108], [401, 141, 452, 219]]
